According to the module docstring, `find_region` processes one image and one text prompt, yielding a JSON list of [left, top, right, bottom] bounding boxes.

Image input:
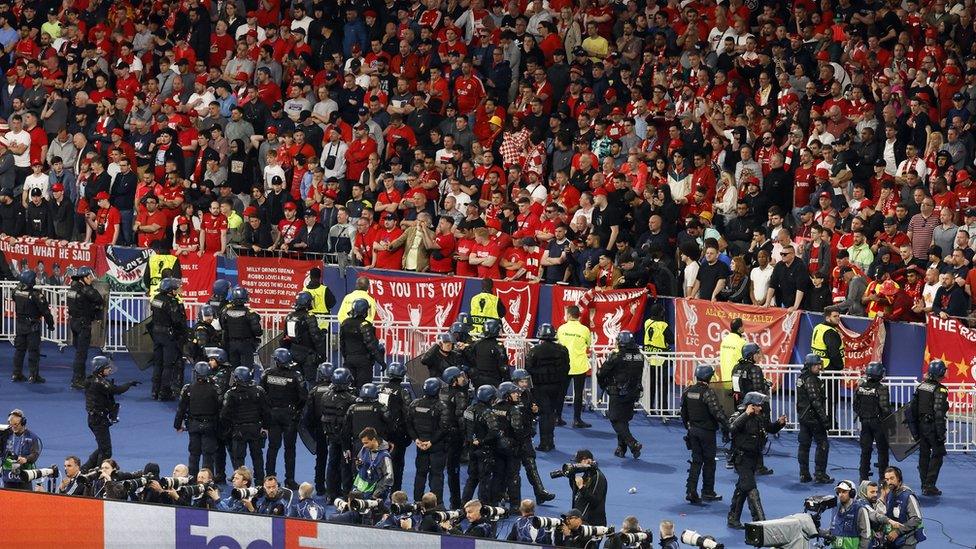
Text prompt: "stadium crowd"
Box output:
[[0, 0, 973, 321]]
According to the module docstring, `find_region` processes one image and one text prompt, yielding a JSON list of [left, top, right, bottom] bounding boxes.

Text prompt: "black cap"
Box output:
[[271, 175, 284, 185], [561, 509, 583, 519], [29, 188, 42, 196], [883, 216, 897, 225], [954, 92, 967, 101], [574, 448, 594, 461], [874, 158, 887, 167], [967, 208, 976, 217]]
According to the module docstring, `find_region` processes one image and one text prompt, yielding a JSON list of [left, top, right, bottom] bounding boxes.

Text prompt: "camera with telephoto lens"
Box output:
[[349, 498, 379, 512], [390, 502, 417, 515], [579, 525, 614, 538], [19, 465, 59, 482], [532, 517, 563, 529], [680, 530, 724, 549], [232, 486, 262, 500], [480, 505, 507, 520], [550, 461, 597, 479], [803, 495, 837, 515], [333, 498, 350, 512], [431, 509, 463, 522], [78, 468, 101, 482], [120, 474, 154, 492], [179, 482, 214, 498], [616, 532, 651, 544], [159, 476, 191, 490]]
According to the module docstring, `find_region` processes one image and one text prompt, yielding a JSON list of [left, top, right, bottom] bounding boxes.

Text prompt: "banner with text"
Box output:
[[366, 273, 465, 358], [674, 299, 801, 383], [837, 316, 886, 379], [550, 286, 589, 327], [237, 256, 321, 309], [0, 237, 97, 284], [178, 253, 218, 303], [925, 315, 976, 411], [100, 246, 152, 292], [574, 288, 650, 346]]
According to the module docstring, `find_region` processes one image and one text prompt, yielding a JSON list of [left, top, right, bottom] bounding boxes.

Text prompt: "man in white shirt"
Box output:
[[679, 241, 700, 297], [749, 249, 775, 306], [21, 160, 48, 206], [319, 128, 348, 182], [921, 267, 941, 312], [5, 113, 31, 191], [262, 151, 287, 192], [895, 143, 927, 185], [185, 76, 216, 117]]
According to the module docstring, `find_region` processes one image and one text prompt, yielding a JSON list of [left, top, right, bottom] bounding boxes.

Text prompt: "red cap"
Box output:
[[283, 202, 297, 211], [945, 65, 961, 76], [364, 9, 377, 17], [111, 127, 125, 136], [815, 167, 830, 179], [51, 183, 64, 192], [5, 68, 15, 77], [816, 51, 829, 61], [163, 98, 178, 108], [176, 216, 189, 226], [186, 110, 198, 118], [95, 191, 110, 201], [611, 107, 623, 115], [324, 189, 338, 200], [859, 199, 873, 210], [957, 170, 971, 182], [819, 191, 832, 199], [486, 218, 502, 230], [592, 187, 608, 197], [265, 126, 278, 135], [195, 74, 208, 85], [247, 29, 258, 37], [604, 88, 616, 101], [243, 206, 259, 218], [925, 28, 938, 39], [236, 71, 250, 82], [582, 87, 593, 94], [668, 138, 683, 149]]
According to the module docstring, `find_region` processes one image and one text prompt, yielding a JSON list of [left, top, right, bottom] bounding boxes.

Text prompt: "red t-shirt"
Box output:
[[454, 237, 477, 277], [136, 209, 168, 247], [156, 183, 184, 225], [793, 165, 816, 208], [471, 241, 501, 279], [429, 233, 456, 273], [200, 212, 227, 252], [453, 74, 485, 115], [373, 227, 405, 269], [94, 206, 121, 245], [355, 230, 374, 263], [277, 218, 303, 244], [175, 229, 201, 251]]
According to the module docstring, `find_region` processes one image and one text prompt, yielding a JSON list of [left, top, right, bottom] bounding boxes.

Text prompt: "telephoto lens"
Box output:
[[79, 469, 101, 482], [619, 532, 651, 544], [333, 498, 350, 512], [179, 484, 208, 498], [531, 517, 563, 529], [120, 476, 152, 492], [480, 505, 508, 520], [578, 525, 614, 538], [680, 530, 724, 549], [390, 502, 417, 515], [19, 465, 60, 482], [349, 498, 379, 512], [159, 476, 191, 490], [232, 486, 261, 500], [432, 510, 462, 522]]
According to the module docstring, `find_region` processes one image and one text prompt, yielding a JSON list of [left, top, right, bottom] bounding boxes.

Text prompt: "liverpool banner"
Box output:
[[237, 256, 321, 309], [178, 253, 217, 303], [550, 286, 590, 327], [100, 246, 152, 292], [0, 237, 97, 284], [564, 288, 649, 346], [925, 315, 976, 411], [836, 316, 886, 377], [492, 280, 541, 340], [365, 273, 465, 359]]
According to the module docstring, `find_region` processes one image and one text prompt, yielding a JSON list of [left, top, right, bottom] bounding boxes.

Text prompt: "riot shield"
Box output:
[[90, 281, 110, 349], [710, 381, 737, 417], [124, 318, 156, 371], [298, 421, 317, 455], [404, 353, 429, 399], [256, 332, 284, 370], [885, 406, 920, 461]]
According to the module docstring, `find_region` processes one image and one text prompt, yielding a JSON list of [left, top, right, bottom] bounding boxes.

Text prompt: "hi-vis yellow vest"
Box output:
[[336, 290, 376, 323], [302, 284, 330, 316], [147, 254, 178, 298], [643, 319, 669, 366], [557, 319, 591, 375], [718, 331, 746, 382], [469, 292, 500, 334], [810, 323, 843, 369]]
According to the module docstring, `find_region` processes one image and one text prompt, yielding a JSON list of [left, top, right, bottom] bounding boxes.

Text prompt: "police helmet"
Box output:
[[742, 342, 761, 361], [475, 384, 497, 403], [497, 381, 519, 399], [457, 312, 472, 326], [511, 369, 532, 385], [317, 362, 336, 383], [387, 362, 406, 379], [423, 377, 442, 397], [90, 355, 112, 376], [442, 366, 464, 385], [212, 279, 231, 298], [742, 392, 768, 407], [927, 360, 947, 380], [536, 323, 556, 341], [450, 322, 467, 336], [194, 361, 211, 379], [332, 367, 353, 389], [360, 383, 379, 400], [73, 266, 94, 280], [233, 366, 252, 384], [19, 270, 36, 288], [199, 305, 215, 319], [483, 319, 501, 338], [205, 347, 227, 363], [803, 353, 823, 370], [272, 348, 293, 367], [351, 299, 370, 318], [230, 286, 249, 304], [295, 291, 314, 310], [865, 362, 885, 381], [160, 278, 182, 293], [695, 364, 715, 382], [616, 331, 636, 349], [438, 332, 454, 344]]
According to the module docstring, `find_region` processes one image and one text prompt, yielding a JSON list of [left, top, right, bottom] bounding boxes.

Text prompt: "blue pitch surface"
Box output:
[[1, 344, 974, 548]]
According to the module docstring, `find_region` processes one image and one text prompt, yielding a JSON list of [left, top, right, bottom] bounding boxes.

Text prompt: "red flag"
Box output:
[[236, 256, 321, 309], [580, 288, 648, 346], [925, 315, 976, 411], [178, 253, 217, 302], [491, 280, 541, 340], [835, 316, 886, 379], [366, 273, 466, 358]]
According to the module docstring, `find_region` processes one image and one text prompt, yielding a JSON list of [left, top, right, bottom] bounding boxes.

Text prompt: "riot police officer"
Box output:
[[680, 364, 730, 504], [208, 279, 231, 316], [220, 287, 263, 373], [345, 383, 393, 450], [524, 323, 570, 452], [284, 292, 327, 383], [422, 333, 464, 380], [205, 347, 234, 484], [188, 306, 220, 363], [597, 331, 645, 458], [466, 319, 510, 388], [67, 266, 104, 388], [82, 356, 140, 470], [440, 366, 470, 509], [407, 377, 451, 502], [797, 353, 833, 484], [311, 367, 357, 498], [261, 348, 307, 489], [909, 360, 949, 496], [451, 313, 474, 347], [175, 362, 221, 477], [731, 343, 774, 476], [380, 362, 411, 493], [220, 366, 271, 482], [305, 363, 334, 494], [11, 270, 55, 383], [727, 392, 787, 529], [462, 385, 499, 505], [339, 299, 386, 388], [511, 370, 555, 503], [493, 381, 525, 508], [150, 278, 188, 400], [854, 361, 891, 482]]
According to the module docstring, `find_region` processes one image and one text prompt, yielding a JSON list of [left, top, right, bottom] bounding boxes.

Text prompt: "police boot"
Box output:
[[71, 378, 86, 390], [28, 374, 45, 384], [614, 443, 627, 458], [526, 462, 555, 504], [813, 473, 835, 484], [756, 455, 773, 476], [746, 489, 766, 522], [11, 371, 25, 382], [701, 491, 723, 502], [686, 491, 702, 504], [627, 437, 643, 458], [726, 489, 745, 529]]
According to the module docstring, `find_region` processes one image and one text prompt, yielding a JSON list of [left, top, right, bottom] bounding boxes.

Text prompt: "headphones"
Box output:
[[8, 409, 26, 426]]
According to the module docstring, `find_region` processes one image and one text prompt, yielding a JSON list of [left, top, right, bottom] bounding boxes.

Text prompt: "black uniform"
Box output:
[[730, 358, 771, 471], [853, 377, 891, 481], [82, 375, 136, 470], [284, 308, 327, 383], [597, 349, 645, 451], [260, 365, 307, 484], [461, 400, 497, 505], [149, 292, 188, 398], [67, 280, 104, 384], [421, 344, 464, 381], [188, 320, 219, 362], [307, 384, 356, 497], [728, 408, 784, 526], [796, 369, 830, 479], [465, 336, 510, 388], [220, 304, 263, 371], [910, 377, 949, 490], [207, 293, 229, 326], [491, 399, 524, 507], [439, 383, 470, 509], [406, 394, 451, 502], [12, 283, 54, 380], [569, 466, 608, 526], [220, 382, 271, 482], [524, 340, 570, 449], [513, 388, 549, 500], [210, 362, 235, 483], [380, 378, 411, 492], [174, 377, 221, 477], [680, 382, 730, 497], [344, 397, 392, 447], [338, 316, 385, 388]]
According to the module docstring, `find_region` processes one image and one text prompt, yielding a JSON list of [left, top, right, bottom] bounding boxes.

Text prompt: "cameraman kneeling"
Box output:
[[375, 490, 414, 530], [568, 450, 607, 526], [554, 509, 592, 548], [254, 475, 294, 515], [507, 498, 552, 544], [213, 466, 255, 513], [144, 464, 188, 504], [293, 483, 326, 519], [417, 492, 449, 533], [604, 516, 652, 549], [451, 499, 494, 538]]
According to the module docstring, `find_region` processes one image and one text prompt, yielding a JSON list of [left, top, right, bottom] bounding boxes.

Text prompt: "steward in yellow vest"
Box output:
[[302, 267, 336, 327], [718, 317, 746, 382], [144, 241, 181, 298], [469, 278, 506, 335], [336, 277, 376, 323], [810, 307, 845, 371], [642, 303, 672, 367]]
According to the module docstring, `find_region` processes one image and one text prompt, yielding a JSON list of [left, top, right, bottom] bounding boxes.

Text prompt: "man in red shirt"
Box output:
[[468, 227, 501, 279], [345, 124, 377, 182], [87, 192, 121, 246], [512, 197, 541, 239], [371, 213, 405, 269], [429, 215, 457, 274], [384, 113, 417, 159], [134, 194, 168, 248], [274, 202, 304, 250], [873, 216, 911, 257], [255, 67, 281, 107], [200, 200, 228, 254], [157, 172, 186, 227], [453, 223, 478, 277], [954, 170, 976, 219], [453, 60, 485, 116]]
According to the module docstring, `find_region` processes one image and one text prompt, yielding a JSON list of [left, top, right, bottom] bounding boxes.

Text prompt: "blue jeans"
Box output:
[[119, 210, 134, 246]]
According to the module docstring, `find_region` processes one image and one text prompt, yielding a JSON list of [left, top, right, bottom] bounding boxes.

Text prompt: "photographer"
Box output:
[[352, 427, 394, 501], [507, 498, 552, 544], [214, 466, 256, 513], [1, 409, 41, 489], [658, 520, 679, 549], [568, 449, 607, 526], [375, 490, 413, 530], [328, 490, 369, 524], [143, 463, 189, 504], [605, 516, 652, 549], [553, 509, 592, 548], [456, 499, 495, 539], [90, 459, 143, 500], [417, 492, 451, 534], [185, 468, 218, 509], [253, 475, 294, 516], [293, 483, 327, 520], [57, 456, 90, 496], [827, 480, 872, 549]]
